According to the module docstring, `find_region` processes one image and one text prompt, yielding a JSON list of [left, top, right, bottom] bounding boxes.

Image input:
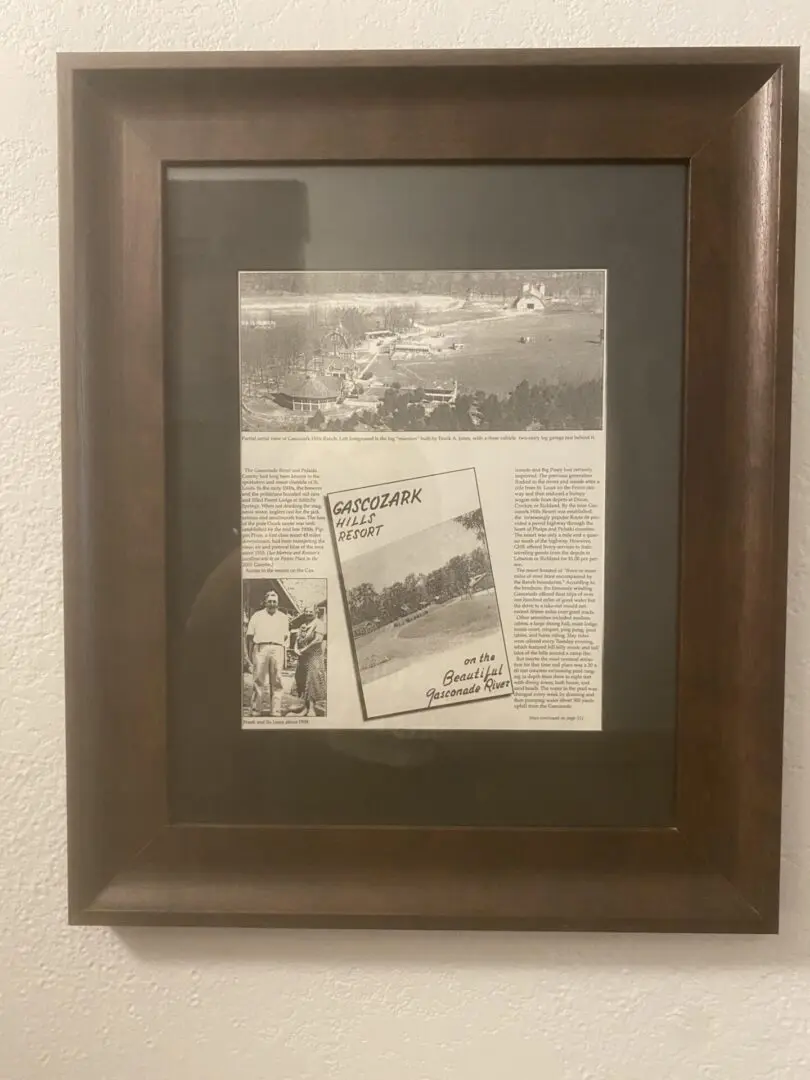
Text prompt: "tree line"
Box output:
[[240, 303, 416, 395], [241, 270, 605, 302], [300, 377, 602, 433], [347, 508, 490, 631], [348, 544, 493, 633]]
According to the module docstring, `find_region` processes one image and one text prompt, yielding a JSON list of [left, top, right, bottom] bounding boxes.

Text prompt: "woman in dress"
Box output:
[[297, 601, 327, 717], [288, 602, 327, 717]]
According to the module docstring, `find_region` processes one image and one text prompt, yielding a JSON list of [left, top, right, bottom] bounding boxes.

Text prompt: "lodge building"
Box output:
[[422, 380, 459, 406], [275, 373, 342, 413]]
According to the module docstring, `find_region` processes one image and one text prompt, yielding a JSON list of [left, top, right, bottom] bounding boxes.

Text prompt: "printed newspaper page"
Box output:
[[240, 270, 606, 730]]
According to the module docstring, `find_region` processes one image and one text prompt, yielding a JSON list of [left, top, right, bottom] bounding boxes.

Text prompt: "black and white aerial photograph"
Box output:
[[239, 270, 605, 433]]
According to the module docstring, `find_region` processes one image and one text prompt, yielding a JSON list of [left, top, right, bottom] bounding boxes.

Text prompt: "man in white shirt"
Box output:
[[245, 591, 290, 716]]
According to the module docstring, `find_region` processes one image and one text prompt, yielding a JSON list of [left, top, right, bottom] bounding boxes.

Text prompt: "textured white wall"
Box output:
[[1, 1, 809, 1077]]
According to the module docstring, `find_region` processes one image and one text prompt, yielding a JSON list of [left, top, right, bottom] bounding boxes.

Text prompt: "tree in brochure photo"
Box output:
[[327, 468, 511, 722], [239, 269, 606, 731]]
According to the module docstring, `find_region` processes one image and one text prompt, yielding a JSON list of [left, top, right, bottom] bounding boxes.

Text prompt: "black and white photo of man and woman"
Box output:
[[242, 578, 327, 725]]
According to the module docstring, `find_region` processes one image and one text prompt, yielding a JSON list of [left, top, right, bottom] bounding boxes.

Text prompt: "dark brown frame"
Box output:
[[58, 48, 799, 932]]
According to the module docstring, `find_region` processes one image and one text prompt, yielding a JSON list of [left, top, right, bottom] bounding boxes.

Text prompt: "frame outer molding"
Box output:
[[58, 49, 799, 931]]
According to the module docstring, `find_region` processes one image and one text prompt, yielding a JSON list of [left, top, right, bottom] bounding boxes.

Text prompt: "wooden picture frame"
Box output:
[[58, 48, 799, 931]]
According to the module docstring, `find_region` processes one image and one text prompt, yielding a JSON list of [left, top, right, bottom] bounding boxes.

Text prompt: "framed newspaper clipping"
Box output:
[[58, 48, 799, 931]]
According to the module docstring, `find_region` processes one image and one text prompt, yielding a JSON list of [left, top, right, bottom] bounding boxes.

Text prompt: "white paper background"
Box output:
[[243, 430, 604, 729]]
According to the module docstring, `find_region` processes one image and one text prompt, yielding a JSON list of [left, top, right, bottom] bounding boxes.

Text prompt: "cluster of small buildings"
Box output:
[[273, 327, 460, 414]]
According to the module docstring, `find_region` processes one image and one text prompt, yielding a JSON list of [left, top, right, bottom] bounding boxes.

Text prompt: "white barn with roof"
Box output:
[[512, 283, 547, 312]]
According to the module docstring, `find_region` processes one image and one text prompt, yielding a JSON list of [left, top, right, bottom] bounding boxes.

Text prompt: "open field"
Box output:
[[349, 309, 602, 395], [415, 311, 602, 393], [354, 592, 502, 686], [416, 305, 499, 327]]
